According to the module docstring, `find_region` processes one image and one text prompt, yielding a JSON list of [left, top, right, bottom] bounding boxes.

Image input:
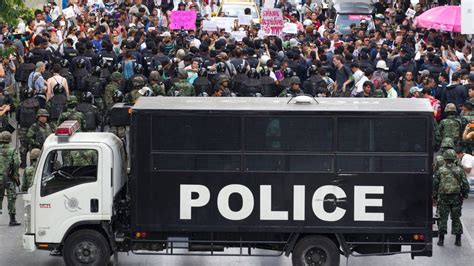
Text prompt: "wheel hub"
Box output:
[[305, 247, 327, 265], [74, 241, 98, 263]]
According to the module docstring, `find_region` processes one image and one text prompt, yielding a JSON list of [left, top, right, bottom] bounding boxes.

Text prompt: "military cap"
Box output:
[[217, 75, 230, 84], [37, 109, 49, 118], [67, 95, 78, 108], [444, 103, 457, 113], [0, 131, 12, 143], [443, 149, 457, 160], [440, 137, 455, 149], [110, 72, 123, 81], [131, 75, 146, 87], [149, 71, 161, 81], [291, 76, 301, 84], [30, 148, 41, 160], [178, 69, 188, 78]]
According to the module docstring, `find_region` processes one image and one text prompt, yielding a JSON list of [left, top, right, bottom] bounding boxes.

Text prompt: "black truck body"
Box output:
[[126, 97, 434, 259]]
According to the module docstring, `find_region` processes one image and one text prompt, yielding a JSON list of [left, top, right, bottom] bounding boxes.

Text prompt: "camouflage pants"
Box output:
[[110, 126, 126, 140], [18, 127, 28, 168], [438, 194, 463, 235], [0, 182, 17, 215]]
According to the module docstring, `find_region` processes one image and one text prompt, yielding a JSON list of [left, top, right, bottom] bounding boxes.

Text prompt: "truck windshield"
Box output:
[[41, 149, 98, 197]]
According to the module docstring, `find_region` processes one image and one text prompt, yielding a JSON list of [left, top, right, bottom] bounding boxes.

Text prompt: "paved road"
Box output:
[[1, 196, 474, 265]]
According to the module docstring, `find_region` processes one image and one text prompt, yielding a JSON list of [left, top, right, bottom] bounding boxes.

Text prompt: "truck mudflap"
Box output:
[[411, 243, 433, 258]]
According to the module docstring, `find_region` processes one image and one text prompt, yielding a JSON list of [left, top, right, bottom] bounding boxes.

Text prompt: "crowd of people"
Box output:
[[0, 0, 473, 241]]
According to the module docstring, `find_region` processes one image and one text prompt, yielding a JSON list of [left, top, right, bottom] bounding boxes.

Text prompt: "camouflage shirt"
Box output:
[[104, 82, 120, 110], [0, 144, 19, 183], [22, 160, 37, 191], [168, 79, 196, 96], [439, 115, 462, 142], [26, 122, 53, 150], [150, 83, 166, 96]]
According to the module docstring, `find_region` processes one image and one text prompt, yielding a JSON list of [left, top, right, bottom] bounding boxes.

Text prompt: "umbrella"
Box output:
[[414, 5, 461, 33]]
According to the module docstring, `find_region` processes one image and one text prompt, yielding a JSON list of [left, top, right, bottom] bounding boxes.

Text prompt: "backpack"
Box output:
[[442, 118, 462, 141], [76, 103, 97, 131], [87, 76, 104, 96], [371, 71, 385, 90], [19, 100, 38, 128], [439, 166, 461, 194], [48, 94, 67, 120], [15, 63, 35, 83], [445, 87, 458, 105], [73, 69, 90, 92], [52, 77, 66, 95]]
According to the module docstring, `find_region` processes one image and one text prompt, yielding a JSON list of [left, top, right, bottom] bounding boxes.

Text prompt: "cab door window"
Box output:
[[41, 149, 98, 197]]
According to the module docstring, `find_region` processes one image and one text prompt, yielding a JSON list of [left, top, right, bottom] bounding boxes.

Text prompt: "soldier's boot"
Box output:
[[9, 214, 21, 226], [437, 234, 444, 246], [455, 234, 462, 246]]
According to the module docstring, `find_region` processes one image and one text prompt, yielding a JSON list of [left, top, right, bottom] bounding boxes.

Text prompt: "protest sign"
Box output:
[[238, 15, 252, 26], [170, 11, 197, 30], [211, 17, 237, 32], [231, 31, 247, 41], [282, 23, 298, 34], [261, 8, 284, 36], [405, 8, 416, 19], [63, 7, 75, 19], [202, 20, 218, 32]]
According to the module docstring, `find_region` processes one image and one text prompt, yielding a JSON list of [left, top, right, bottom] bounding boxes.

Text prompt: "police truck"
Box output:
[[23, 97, 436, 266]]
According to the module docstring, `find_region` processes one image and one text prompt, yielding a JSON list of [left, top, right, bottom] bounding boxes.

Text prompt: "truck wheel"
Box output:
[[292, 235, 340, 266], [63, 229, 111, 266]]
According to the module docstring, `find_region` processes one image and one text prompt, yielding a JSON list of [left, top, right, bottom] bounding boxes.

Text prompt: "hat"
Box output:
[[376, 60, 389, 70], [409, 86, 423, 94], [418, 69, 430, 76], [463, 100, 474, 109], [128, 23, 137, 28], [289, 38, 299, 48], [375, 14, 385, 20], [160, 31, 171, 38], [469, 72, 474, 82]]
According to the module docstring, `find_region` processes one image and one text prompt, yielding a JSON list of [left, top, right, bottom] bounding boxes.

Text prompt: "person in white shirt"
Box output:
[[456, 147, 474, 193]]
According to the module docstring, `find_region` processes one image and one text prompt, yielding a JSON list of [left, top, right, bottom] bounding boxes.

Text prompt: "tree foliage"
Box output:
[[0, 0, 34, 26]]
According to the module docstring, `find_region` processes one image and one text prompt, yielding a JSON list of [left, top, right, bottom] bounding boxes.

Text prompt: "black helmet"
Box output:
[[247, 68, 260, 79], [134, 63, 144, 74], [307, 65, 318, 76], [22, 87, 35, 98], [115, 63, 123, 73], [81, 91, 94, 104], [236, 61, 248, 74], [154, 64, 164, 74], [60, 59, 70, 68], [198, 67, 208, 77], [283, 68, 294, 78], [99, 56, 112, 68], [25, 52, 34, 63], [113, 90, 124, 103], [76, 58, 86, 69], [216, 62, 226, 73], [92, 66, 102, 76], [260, 66, 271, 77]]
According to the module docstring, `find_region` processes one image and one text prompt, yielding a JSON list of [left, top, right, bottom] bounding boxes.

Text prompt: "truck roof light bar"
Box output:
[[55, 120, 80, 136]]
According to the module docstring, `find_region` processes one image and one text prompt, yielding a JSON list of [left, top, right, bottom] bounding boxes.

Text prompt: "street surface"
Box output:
[[1, 197, 474, 265]]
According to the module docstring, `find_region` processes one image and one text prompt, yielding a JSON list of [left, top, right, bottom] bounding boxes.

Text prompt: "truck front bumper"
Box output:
[[23, 234, 36, 251]]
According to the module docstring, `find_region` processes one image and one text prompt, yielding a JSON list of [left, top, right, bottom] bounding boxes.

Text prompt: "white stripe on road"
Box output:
[[461, 221, 474, 250]]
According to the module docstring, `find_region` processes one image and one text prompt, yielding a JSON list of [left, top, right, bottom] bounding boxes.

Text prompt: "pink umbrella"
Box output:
[[414, 5, 461, 33]]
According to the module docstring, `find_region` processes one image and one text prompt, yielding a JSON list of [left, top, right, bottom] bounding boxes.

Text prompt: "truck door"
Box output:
[[35, 147, 103, 244]]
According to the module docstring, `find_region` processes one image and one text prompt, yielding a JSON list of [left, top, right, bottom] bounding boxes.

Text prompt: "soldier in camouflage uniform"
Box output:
[[372, 87, 385, 98], [21, 148, 41, 192], [279, 77, 305, 97], [0, 131, 21, 226], [461, 99, 474, 127], [58, 96, 85, 131], [104, 72, 123, 110], [129, 75, 147, 103], [439, 103, 463, 143], [434, 150, 470, 246], [149, 71, 166, 96], [26, 109, 53, 152], [434, 137, 455, 172], [16, 87, 40, 168], [64, 150, 98, 167], [167, 69, 196, 96], [109, 90, 127, 140]]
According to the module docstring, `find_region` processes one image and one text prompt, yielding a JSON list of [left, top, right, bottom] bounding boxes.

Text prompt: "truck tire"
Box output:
[[292, 235, 340, 266], [63, 229, 111, 266]]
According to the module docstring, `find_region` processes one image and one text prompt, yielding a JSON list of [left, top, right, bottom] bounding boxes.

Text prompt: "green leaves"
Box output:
[[0, 0, 33, 25], [0, 47, 15, 58]]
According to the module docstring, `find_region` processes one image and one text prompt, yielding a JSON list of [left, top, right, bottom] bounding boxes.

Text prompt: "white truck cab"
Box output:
[[23, 121, 126, 256]]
